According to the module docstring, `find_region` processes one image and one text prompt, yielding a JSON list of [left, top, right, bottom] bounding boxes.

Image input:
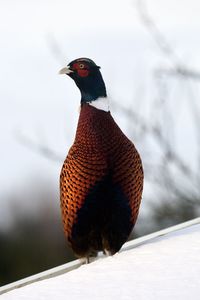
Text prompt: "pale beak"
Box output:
[[58, 66, 73, 75]]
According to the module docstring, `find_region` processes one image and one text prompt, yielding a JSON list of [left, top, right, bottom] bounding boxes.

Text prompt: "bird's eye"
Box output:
[[79, 64, 85, 69]]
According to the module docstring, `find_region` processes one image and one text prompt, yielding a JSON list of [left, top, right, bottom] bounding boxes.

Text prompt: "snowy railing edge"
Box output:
[[122, 216, 200, 251], [0, 259, 82, 296], [1, 216, 200, 295]]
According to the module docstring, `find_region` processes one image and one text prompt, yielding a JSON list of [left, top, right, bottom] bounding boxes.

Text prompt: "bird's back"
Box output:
[[60, 104, 143, 257]]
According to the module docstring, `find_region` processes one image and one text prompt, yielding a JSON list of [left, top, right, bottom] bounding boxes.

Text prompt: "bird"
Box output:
[[59, 58, 143, 261]]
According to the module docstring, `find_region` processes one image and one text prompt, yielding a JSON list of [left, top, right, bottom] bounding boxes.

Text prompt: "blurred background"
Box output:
[[1, 0, 200, 286]]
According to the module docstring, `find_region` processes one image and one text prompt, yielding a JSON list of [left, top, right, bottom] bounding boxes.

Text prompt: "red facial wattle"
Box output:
[[72, 63, 89, 77], [77, 69, 89, 77]]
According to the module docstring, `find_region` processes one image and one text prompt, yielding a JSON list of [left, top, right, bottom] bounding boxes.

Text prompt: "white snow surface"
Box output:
[[1, 223, 200, 300]]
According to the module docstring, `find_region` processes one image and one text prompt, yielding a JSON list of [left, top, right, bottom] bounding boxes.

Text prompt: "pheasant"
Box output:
[[59, 58, 143, 260]]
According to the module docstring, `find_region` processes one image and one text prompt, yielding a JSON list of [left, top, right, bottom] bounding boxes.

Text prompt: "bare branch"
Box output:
[[136, 0, 181, 66], [136, 0, 200, 80], [15, 130, 63, 163], [155, 67, 200, 80], [46, 33, 68, 64]]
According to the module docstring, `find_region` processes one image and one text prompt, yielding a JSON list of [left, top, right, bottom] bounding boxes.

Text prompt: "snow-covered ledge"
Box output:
[[1, 217, 200, 298]]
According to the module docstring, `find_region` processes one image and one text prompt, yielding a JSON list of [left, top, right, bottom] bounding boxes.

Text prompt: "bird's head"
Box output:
[[59, 58, 107, 103]]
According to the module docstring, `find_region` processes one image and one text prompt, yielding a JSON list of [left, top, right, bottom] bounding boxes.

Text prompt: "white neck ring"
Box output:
[[89, 97, 109, 112]]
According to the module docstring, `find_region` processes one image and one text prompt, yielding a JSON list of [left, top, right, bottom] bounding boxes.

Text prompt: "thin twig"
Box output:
[[15, 130, 63, 163]]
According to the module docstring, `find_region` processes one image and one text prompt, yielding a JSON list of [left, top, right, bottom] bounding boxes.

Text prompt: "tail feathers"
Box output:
[[71, 231, 101, 258], [101, 218, 132, 255], [70, 173, 133, 258]]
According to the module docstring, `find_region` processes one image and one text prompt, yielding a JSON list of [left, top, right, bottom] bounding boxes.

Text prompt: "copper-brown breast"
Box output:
[[60, 104, 143, 243]]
